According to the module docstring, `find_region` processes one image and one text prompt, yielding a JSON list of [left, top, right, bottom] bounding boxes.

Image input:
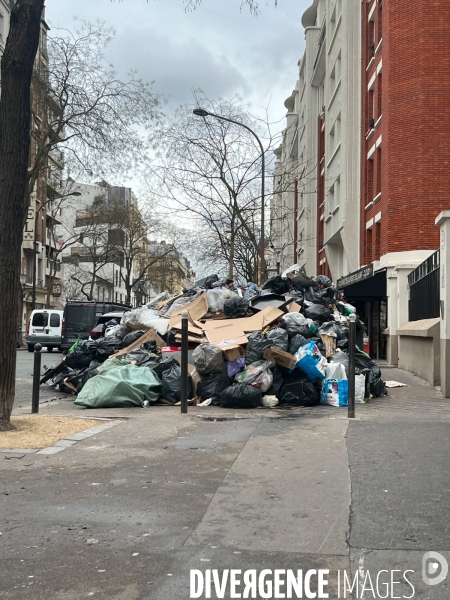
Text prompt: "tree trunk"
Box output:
[[0, 0, 45, 430]]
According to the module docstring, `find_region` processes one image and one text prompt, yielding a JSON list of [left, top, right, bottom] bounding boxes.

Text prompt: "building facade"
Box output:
[[56, 181, 141, 308], [272, 0, 450, 362]]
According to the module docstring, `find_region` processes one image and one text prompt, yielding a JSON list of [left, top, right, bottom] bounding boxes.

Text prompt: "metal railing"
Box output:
[[408, 250, 440, 321]]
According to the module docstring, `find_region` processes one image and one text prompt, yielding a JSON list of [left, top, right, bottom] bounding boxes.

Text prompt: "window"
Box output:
[[377, 2, 383, 43], [50, 313, 60, 327], [377, 73, 382, 118], [115, 270, 119, 286], [0, 13, 4, 39], [376, 147, 382, 195], [32, 313, 48, 327]]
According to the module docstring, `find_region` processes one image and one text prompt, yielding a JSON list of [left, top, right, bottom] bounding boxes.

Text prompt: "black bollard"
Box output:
[[348, 314, 356, 418], [32, 343, 42, 414], [180, 310, 189, 414]]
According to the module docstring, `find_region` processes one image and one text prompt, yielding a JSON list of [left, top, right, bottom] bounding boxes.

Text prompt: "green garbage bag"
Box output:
[[75, 359, 162, 408]]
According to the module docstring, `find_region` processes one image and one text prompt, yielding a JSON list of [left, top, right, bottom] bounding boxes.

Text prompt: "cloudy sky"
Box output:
[[46, 0, 311, 122]]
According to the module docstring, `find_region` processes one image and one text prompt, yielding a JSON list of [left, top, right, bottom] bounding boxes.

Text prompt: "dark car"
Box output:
[[89, 312, 127, 340], [61, 301, 131, 351]]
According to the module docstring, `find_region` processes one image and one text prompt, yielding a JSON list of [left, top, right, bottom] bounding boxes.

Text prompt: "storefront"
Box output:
[[337, 265, 387, 360]]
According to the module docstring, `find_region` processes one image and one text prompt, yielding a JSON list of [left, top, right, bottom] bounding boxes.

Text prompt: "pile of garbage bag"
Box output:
[[45, 264, 387, 410]]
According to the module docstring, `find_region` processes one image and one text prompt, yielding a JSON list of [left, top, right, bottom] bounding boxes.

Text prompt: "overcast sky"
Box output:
[[46, 0, 311, 122]]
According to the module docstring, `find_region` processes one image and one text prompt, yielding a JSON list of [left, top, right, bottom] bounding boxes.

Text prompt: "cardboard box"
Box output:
[[221, 344, 245, 362], [263, 347, 297, 370]]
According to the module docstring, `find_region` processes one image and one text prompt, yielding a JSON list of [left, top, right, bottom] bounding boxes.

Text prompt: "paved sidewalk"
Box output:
[[0, 367, 449, 599]]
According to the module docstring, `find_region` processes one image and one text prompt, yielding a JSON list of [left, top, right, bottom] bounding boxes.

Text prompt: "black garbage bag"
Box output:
[[337, 339, 348, 349], [266, 365, 284, 399], [288, 334, 307, 355], [93, 337, 122, 361], [280, 313, 318, 339], [245, 332, 273, 364], [262, 275, 291, 295], [197, 373, 233, 405], [304, 287, 333, 306], [224, 296, 249, 319], [192, 344, 224, 375], [304, 303, 333, 323], [76, 366, 99, 393], [318, 322, 348, 341], [289, 290, 304, 304], [65, 341, 96, 369], [279, 372, 320, 407], [115, 323, 132, 340], [162, 363, 193, 404], [122, 330, 146, 348], [314, 275, 332, 288], [267, 328, 289, 352], [220, 383, 262, 409], [354, 349, 387, 397], [152, 357, 179, 379], [125, 349, 160, 367]]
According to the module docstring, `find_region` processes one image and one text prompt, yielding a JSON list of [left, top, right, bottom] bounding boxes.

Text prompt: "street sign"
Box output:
[[337, 264, 374, 288]]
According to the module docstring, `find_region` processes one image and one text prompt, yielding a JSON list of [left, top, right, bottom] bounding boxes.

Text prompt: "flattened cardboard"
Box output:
[[169, 293, 209, 327], [289, 302, 302, 313], [201, 306, 283, 333], [113, 327, 166, 357], [204, 322, 248, 346], [263, 347, 297, 370]]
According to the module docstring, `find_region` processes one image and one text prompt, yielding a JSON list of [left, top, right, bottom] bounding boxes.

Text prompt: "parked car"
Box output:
[[89, 312, 127, 340], [61, 300, 131, 351], [26, 309, 64, 353]]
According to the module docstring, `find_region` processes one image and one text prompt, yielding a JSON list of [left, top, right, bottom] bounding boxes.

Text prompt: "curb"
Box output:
[[1, 417, 121, 457]]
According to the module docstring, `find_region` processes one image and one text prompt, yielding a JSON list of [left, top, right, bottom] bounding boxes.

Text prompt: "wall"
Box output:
[[397, 318, 440, 386]]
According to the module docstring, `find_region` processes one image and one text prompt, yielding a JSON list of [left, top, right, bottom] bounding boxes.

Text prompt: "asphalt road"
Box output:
[[15, 349, 67, 407]]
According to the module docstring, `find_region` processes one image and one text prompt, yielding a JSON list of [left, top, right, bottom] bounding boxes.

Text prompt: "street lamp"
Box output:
[[274, 247, 283, 275], [31, 191, 81, 310], [193, 107, 267, 284]]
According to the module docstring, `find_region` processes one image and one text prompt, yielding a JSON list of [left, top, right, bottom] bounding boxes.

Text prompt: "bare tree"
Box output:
[[0, 0, 45, 430], [28, 20, 162, 198], [146, 93, 277, 283]]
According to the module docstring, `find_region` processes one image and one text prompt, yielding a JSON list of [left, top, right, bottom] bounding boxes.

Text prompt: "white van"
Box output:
[[26, 309, 63, 353]]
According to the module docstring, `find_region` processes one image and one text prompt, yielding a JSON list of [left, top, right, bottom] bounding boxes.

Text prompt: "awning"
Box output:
[[339, 268, 387, 299]]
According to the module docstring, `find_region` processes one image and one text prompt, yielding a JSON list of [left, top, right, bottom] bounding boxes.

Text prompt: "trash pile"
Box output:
[[52, 267, 387, 409]]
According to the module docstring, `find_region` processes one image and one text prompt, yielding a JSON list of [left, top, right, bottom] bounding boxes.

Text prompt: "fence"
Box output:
[[408, 250, 440, 321]]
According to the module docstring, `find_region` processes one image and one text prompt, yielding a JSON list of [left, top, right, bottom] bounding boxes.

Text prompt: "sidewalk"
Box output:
[[1, 367, 449, 599]]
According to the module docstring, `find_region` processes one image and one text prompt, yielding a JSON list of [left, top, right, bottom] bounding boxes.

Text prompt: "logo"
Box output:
[[422, 551, 448, 586]]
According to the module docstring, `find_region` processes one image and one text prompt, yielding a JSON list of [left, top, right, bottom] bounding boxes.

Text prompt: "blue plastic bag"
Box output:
[[295, 341, 327, 382], [321, 378, 349, 407]]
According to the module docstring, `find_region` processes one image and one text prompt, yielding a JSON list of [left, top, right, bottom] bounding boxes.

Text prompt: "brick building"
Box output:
[[272, 0, 450, 363]]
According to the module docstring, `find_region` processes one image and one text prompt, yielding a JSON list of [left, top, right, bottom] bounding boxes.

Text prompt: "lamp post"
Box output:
[[193, 108, 267, 284], [31, 191, 81, 310], [274, 247, 283, 275]]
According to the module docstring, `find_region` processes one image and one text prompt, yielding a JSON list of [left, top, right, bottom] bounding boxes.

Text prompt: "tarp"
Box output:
[[74, 359, 162, 408]]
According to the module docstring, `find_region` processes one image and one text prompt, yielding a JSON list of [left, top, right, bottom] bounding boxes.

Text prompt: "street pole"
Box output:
[[348, 313, 357, 419], [180, 310, 189, 414], [193, 108, 267, 284], [32, 343, 42, 413]]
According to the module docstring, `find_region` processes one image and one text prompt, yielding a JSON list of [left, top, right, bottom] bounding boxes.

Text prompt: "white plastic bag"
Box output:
[[325, 363, 347, 380], [355, 374, 367, 403], [206, 289, 237, 313], [262, 395, 279, 408]]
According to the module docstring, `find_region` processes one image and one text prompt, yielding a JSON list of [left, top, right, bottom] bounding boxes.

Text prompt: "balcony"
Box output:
[[20, 274, 33, 286], [311, 19, 326, 87]]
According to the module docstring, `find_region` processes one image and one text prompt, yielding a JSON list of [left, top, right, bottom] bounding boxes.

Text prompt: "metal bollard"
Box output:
[[180, 310, 189, 414], [32, 343, 42, 414], [348, 314, 356, 418]]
